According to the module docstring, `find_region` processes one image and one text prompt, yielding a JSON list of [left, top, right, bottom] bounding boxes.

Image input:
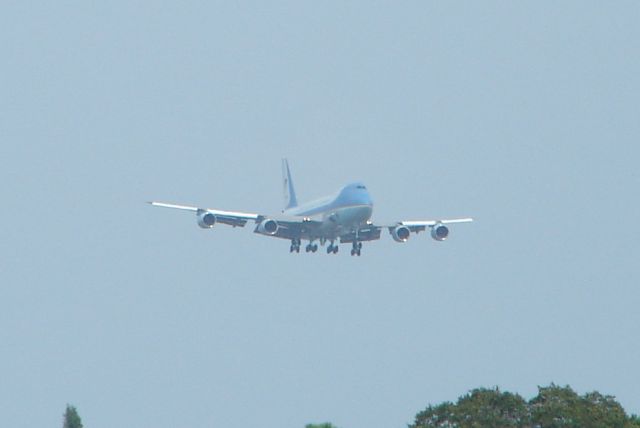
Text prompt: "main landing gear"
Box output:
[[290, 238, 319, 253], [289, 239, 353, 255], [350, 241, 362, 256], [289, 238, 301, 253], [326, 242, 339, 254]]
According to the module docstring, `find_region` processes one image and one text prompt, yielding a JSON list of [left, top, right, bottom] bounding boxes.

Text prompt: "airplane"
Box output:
[[149, 159, 473, 256]]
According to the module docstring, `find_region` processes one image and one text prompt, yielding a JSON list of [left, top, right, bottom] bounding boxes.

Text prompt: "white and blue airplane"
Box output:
[[149, 159, 473, 256]]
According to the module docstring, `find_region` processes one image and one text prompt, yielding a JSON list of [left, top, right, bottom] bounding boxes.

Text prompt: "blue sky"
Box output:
[[1, 2, 639, 427]]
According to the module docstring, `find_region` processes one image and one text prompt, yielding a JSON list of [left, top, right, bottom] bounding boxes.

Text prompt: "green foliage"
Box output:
[[63, 405, 83, 428], [455, 387, 528, 427], [529, 384, 638, 428], [412, 387, 528, 427], [411, 384, 640, 428]]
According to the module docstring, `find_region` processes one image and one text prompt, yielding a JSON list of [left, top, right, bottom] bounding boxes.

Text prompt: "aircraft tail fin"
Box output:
[[282, 158, 298, 211]]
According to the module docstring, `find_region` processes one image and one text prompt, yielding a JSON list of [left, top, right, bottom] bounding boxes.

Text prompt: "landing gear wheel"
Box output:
[[352, 241, 362, 256]]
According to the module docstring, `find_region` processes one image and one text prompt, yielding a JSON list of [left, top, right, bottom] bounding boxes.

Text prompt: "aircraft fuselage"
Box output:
[[283, 182, 373, 236]]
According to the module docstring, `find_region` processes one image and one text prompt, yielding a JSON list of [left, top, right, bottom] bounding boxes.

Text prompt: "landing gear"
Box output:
[[290, 238, 320, 254], [289, 238, 301, 253], [289, 238, 363, 256], [350, 241, 362, 256]]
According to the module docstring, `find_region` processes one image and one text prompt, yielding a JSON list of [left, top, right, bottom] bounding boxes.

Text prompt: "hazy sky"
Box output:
[[2, 2, 639, 427]]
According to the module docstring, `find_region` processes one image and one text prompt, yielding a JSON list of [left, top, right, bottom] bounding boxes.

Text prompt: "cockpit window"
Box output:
[[357, 185, 366, 189]]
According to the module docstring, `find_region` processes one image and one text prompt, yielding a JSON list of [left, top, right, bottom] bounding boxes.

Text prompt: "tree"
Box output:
[[529, 384, 633, 428], [63, 405, 83, 428], [411, 384, 640, 428], [412, 387, 528, 427]]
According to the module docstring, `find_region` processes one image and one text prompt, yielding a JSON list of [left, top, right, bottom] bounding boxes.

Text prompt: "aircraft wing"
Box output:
[[251, 214, 324, 240], [395, 217, 474, 232], [148, 201, 323, 234], [361, 217, 473, 242], [148, 201, 259, 227]]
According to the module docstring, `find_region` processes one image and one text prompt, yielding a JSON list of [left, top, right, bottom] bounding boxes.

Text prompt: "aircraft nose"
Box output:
[[360, 190, 373, 206]]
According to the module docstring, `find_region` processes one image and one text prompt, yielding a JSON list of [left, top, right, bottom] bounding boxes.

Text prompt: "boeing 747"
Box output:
[[149, 159, 473, 256]]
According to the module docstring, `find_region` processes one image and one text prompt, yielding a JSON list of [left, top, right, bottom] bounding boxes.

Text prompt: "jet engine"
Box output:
[[391, 225, 411, 243], [257, 218, 279, 235], [197, 211, 216, 228], [431, 223, 449, 241]]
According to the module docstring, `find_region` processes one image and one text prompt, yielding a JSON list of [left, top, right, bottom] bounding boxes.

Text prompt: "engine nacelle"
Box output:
[[391, 225, 411, 243], [197, 211, 216, 228], [257, 218, 279, 235], [431, 223, 449, 241]]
